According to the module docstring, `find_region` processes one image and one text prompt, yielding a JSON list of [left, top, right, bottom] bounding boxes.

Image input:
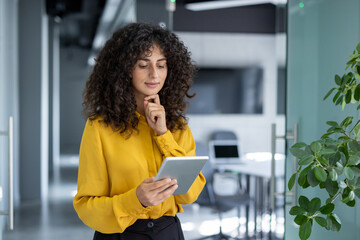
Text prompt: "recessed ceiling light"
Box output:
[[185, 0, 287, 11]]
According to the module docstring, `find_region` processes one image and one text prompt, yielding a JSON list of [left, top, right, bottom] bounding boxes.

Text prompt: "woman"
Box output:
[[73, 22, 206, 240]]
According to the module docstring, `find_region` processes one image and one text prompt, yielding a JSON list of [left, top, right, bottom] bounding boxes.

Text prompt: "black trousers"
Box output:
[[93, 216, 185, 240]]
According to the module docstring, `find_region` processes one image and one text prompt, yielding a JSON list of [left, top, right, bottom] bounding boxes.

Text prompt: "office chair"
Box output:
[[195, 142, 250, 240], [211, 131, 237, 141]]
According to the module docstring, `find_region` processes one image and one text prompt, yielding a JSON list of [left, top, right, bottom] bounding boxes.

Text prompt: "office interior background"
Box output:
[[1, 0, 360, 239]]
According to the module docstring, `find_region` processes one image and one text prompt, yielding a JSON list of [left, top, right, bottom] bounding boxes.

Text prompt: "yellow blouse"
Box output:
[[73, 114, 206, 233]]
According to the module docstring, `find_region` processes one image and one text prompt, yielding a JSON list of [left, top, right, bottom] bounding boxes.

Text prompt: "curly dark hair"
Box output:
[[83, 22, 196, 136]]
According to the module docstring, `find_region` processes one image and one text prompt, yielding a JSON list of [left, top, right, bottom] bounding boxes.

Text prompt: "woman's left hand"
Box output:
[[144, 95, 168, 136]]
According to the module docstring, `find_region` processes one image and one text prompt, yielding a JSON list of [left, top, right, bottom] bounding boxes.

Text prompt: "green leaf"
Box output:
[[301, 164, 314, 175], [349, 140, 360, 152], [326, 216, 332, 230], [348, 155, 360, 166], [319, 148, 336, 155], [299, 155, 315, 166], [349, 191, 355, 201], [346, 199, 355, 207], [329, 152, 341, 166], [348, 177, 359, 188], [356, 178, 360, 187], [292, 142, 308, 148], [330, 127, 343, 133], [336, 95, 343, 106], [345, 167, 355, 180], [343, 74, 351, 85], [336, 161, 343, 168], [339, 181, 347, 189], [305, 145, 314, 155], [339, 152, 347, 166], [329, 214, 341, 232], [329, 168, 338, 181], [314, 167, 327, 182], [342, 189, 355, 204], [289, 206, 306, 215], [340, 116, 353, 128], [307, 169, 320, 187], [299, 195, 310, 211], [326, 121, 339, 127], [317, 156, 329, 166], [351, 167, 360, 177], [310, 142, 322, 153], [294, 215, 308, 225], [346, 59, 354, 69], [354, 84, 360, 101], [288, 173, 297, 191], [324, 88, 337, 100], [319, 203, 335, 214], [325, 178, 339, 196], [308, 197, 321, 214], [298, 165, 313, 186], [299, 221, 312, 240], [357, 42, 360, 53], [315, 216, 327, 228], [333, 91, 341, 103], [298, 173, 307, 186], [345, 89, 352, 104], [321, 132, 335, 139], [290, 148, 312, 159], [353, 123, 360, 137], [335, 75, 341, 85], [354, 188, 360, 199]]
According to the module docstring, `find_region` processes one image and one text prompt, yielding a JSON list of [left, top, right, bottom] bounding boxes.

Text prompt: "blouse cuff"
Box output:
[[153, 130, 179, 156], [113, 188, 150, 218]]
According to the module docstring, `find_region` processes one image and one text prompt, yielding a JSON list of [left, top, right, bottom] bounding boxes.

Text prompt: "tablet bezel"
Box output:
[[154, 156, 209, 195]]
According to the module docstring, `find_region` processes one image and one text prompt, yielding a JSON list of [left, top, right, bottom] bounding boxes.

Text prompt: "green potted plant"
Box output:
[[288, 42, 360, 240]]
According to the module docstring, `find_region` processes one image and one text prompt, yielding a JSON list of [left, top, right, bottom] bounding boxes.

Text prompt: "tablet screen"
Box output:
[[154, 156, 209, 195]]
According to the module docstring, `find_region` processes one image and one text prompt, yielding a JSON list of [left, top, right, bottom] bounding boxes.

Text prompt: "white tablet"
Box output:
[[154, 156, 209, 195]]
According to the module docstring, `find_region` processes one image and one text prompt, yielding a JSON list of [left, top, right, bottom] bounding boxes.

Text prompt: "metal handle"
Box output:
[[270, 123, 298, 210], [270, 124, 276, 210], [0, 116, 14, 230]]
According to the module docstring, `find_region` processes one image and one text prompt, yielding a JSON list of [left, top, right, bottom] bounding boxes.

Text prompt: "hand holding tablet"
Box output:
[[154, 156, 209, 195]]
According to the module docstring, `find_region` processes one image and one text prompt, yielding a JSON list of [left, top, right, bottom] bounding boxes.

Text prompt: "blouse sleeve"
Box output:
[[73, 120, 150, 234], [153, 124, 206, 205]]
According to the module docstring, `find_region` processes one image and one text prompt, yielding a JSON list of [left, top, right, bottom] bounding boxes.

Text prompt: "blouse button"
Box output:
[[147, 221, 154, 228]]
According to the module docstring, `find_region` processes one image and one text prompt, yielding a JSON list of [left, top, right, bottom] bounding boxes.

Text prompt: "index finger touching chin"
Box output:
[[154, 94, 161, 105], [144, 95, 160, 104]]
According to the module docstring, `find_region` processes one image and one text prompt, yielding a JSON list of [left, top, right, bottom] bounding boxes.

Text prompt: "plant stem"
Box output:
[[341, 130, 355, 141], [315, 156, 328, 170], [331, 190, 342, 203], [349, 119, 360, 134]]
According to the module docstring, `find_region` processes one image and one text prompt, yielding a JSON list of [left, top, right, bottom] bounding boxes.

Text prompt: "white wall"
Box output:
[[177, 32, 287, 154]]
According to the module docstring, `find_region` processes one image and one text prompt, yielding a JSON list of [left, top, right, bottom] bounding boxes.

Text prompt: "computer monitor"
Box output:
[[208, 139, 242, 164]]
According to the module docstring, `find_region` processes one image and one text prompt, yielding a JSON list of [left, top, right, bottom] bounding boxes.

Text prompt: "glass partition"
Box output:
[[286, 0, 360, 239]]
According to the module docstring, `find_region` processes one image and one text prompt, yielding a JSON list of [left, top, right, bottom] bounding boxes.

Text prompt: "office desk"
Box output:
[[215, 157, 285, 179], [214, 154, 285, 238]]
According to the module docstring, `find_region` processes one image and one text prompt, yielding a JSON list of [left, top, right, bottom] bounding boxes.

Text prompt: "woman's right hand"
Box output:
[[136, 177, 178, 207]]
